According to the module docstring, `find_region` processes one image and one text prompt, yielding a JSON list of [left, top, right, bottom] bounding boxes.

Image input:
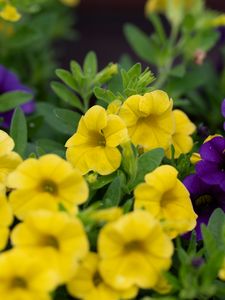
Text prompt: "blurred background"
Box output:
[[59, 0, 225, 68]]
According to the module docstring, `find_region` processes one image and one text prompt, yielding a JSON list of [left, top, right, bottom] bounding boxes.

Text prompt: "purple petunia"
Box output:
[[183, 173, 225, 240], [222, 99, 225, 131], [195, 136, 225, 191], [0, 65, 35, 128]]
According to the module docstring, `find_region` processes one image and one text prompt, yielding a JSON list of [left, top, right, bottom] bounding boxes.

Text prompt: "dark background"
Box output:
[[59, 0, 225, 68]]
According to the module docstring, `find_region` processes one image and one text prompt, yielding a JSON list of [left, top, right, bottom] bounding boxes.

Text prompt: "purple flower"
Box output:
[[183, 173, 225, 240], [221, 99, 225, 131], [0, 65, 35, 128], [195, 136, 225, 191]]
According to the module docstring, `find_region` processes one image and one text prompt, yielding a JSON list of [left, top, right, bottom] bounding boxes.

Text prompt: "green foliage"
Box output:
[[0, 91, 32, 112]]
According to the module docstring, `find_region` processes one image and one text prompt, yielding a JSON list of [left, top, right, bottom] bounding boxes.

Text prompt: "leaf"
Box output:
[[10, 107, 27, 157], [130, 148, 164, 188], [201, 224, 217, 256], [103, 176, 122, 207], [54, 108, 81, 134], [51, 82, 83, 111], [55, 69, 78, 92], [35, 139, 65, 157], [83, 51, 98, 78], [124, 23, 158, 64], [207, 208, 225, 244], [93, 87, 116, 104], [0, 91, 32, 112], [89, 173, 117, 190]]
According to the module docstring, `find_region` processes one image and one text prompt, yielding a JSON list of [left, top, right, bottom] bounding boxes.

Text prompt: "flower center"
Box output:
[[40, 235, 60, 250], [98, 133, 106, 146], [195, 194, 212, 207], [10, 277, 27, 289], [93, 272, 102, 286], [41, 180, 58, 195], [124, 240, 143, 252]]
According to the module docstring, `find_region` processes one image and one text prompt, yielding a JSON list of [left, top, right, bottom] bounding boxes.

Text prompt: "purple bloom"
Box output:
[[195, 136, 225, 191], [221, 99, 225, 131], [0, 65, 35, 128], [183, 173, 225, 240]]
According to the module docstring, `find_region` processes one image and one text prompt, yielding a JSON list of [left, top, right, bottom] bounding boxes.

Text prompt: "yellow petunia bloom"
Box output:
[[60, 0, 80, 7], [134, 165, 197, 238], [67, 252, 138, 300], [0, 130, 22, 188], [98, 210, 173, 290], [0, 248, 59, 300], [153, 274, 172, 294], [7, 154, 88, 220], [166, 109, 196, 159], [0, 4, 21, 22], [11, 210, 89, 283], [66, 105, 129, 175], [145, 0, 193, 14], [119, 91, 175, 152], [107, 100, 122, 115], [89, 207, 123, 223], [0, 193, 13, 250]]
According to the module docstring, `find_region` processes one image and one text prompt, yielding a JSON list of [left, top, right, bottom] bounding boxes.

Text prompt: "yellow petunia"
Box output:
[[66, 105, 129, 175], [0, 193, 13, 250], [11, 210, 89, 283], [0, 4, 21, 22], [98, 210, 173, 290], [119, 91, 175, 152], [0, 130, 22, 188], [166, 109, 196, 159], [67, 252, 138, 300], [7, 154, 88, 219], [89, 207, 123, 223], [0, 248, 59, 300], [134, 165, 197, 238], [145, 0, 194, 14]]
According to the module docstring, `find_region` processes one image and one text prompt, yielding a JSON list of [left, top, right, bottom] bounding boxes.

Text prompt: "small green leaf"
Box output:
[[124, 23, 158, 64], [35, 139, 65, 157], [55, 69, 78, 92], [0, 91, 32, 112], [130, 148, 164, 188], [10, 107, 27, 157], [93, 87, 116, 104], [51, 82, 83, 111], [84, 51, 98, 78], [103, 176, 122, 207], [54, 108, 81, 134], [207, 208, 225, 244]]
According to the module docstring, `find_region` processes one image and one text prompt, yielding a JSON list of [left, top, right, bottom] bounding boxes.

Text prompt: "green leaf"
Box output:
[[83, 51, 98, 78], [201, 224, 217, 256], [0, 91, 32, 112], [103, 176, 122, 207], [54, 108, 80, 134], [207, 208, 225, 244], [89, 173, 117, 190], [130, 148, 164, 188], [51, 82, 83, 111], [35, 139, 65, 157], [70, 60, 84, 86], [55, 69, 78, 92], [93, 87, 116, 104], [124, 23, 158, 64], [10, 107, 27, 157]]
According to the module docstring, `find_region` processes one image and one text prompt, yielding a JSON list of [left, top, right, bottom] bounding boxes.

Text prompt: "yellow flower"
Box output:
[[107, 100, 122, 115], [98, 210, 173, 290], [60, 0, 80, 6], [66, 105, 129, 175], [134, 165, 197, 238], [119, 91, 174, 152], [90, 207, 123, 223], [145, 0, 193, 14], [0, 248, 59, 300], [166, 109, 196, 159], [67, 252, 138, 300], [11, 210, 89, 283], [7, 154, 88, 219], [0, 130, 22, 187], [210, 14, 225, 27], [0, 193, 13, 250], [0, 4, 21, 22]]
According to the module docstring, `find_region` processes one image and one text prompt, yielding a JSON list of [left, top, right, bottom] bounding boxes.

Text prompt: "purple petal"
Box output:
[[222, 99, 225, 118], [196, 161, 224, 185], [199, 137, 225, 162]]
